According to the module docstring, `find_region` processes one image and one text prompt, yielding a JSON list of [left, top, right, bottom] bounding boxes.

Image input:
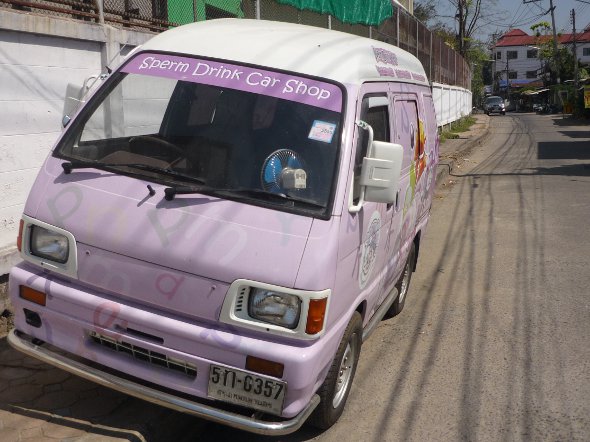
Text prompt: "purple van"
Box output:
[[8, 19, 439, 434]]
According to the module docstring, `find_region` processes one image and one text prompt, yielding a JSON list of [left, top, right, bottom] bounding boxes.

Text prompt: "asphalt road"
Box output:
[[1, 113, 588, 441], [302, 113, 589, 442], [202, 113, 590, 441]]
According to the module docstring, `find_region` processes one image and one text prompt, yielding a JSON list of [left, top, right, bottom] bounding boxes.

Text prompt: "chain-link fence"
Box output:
[[245, 0, 470, 88], [0, 0, 470, 88], [0, 0, 100, 22]]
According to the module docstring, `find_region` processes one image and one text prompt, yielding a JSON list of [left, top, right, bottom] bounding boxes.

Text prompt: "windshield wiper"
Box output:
[[164, 185, 326, 209], [62, 160, 205, 185], [219, 189, 326, 209]]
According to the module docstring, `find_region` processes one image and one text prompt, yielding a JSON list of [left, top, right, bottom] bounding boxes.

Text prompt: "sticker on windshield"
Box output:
[[308, 121, 336, 143]]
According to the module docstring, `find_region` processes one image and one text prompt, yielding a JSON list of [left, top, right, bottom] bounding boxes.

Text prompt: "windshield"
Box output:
[[486, 97, 503, 104], [56, 52, 344, 216]]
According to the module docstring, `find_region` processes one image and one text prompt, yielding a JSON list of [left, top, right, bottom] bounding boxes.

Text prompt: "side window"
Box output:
[[393, 99, 419, 168], [353, 93, 390, 201], [80, 75, 175, 142], [365, 104, 390, 142]]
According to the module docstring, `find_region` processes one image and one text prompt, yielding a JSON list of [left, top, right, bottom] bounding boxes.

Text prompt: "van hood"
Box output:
[[29, 158, 313, 288]]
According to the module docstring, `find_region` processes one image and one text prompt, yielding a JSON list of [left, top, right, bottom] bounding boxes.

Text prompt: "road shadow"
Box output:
[[532, 163, 590, 177], [363, 114, 579, 440], [557, 131, 590, 139], [453, 164, 590, 178], [551, 117, 590, 127], [538, 141, 590, 160], [0, 333, 321, 441], [0, 335, 200, 441]]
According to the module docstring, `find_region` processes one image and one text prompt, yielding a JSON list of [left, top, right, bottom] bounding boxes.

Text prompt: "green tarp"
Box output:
[[276, 0, 393, 26]]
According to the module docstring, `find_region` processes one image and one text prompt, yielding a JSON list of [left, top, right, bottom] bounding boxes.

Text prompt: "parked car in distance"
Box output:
[[484, 96, 506, 115]]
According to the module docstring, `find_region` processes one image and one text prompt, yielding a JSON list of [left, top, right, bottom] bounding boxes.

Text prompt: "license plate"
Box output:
[[207, 365, 286, 415]]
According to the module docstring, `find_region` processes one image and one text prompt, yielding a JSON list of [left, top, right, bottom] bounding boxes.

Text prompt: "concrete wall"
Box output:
[[432, 83, 473, 127], [0, 9, 153, 275]]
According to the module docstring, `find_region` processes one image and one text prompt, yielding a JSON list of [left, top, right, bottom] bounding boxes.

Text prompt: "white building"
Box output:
[[493, 27, 590, 88]]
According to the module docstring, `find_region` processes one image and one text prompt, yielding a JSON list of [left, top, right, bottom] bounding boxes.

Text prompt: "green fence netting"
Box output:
[[274, 0, 392, 26]]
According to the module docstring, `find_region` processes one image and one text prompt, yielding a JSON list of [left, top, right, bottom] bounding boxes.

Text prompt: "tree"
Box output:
[[530, 22, 579, 85], [417, 0, 498, 58], [442, 0, 483, 56], [465, 42, 491, 106], [432, 24, 459, 49], [413, 0, 437, 25]]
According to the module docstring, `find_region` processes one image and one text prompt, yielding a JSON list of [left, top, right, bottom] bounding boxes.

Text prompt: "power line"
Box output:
[[480, 9, 549, 28]]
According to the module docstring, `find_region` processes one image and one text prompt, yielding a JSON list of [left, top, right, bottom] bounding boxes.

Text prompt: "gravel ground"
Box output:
[[0, 274, 13, 338]]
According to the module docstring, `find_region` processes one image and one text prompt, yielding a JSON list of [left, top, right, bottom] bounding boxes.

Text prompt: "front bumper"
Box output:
[[8, 262, 344, 432], [8, 330, 319, 435]]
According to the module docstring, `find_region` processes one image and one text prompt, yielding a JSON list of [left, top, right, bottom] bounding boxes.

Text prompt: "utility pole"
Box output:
[[491, 32, 502, 95], [506, 55, 510, 100], [572, 9, 578, 90], [457, 0, 464, 55], [548, 0, 560, 83], [524, 0, 560, 84]]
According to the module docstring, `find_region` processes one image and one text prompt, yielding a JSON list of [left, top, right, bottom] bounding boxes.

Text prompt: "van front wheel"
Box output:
[[310, 312, 362, 430]]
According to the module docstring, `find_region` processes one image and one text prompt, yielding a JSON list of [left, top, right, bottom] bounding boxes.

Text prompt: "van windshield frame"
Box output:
[[54, 51, 346, 220]]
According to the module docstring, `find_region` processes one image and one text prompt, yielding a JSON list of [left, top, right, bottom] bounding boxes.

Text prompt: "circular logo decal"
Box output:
[[359, 211, 381, 289]]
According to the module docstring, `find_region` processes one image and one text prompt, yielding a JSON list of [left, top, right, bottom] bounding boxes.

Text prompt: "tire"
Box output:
[[310, 312, 362, 430], [386, 242, 416, 317]]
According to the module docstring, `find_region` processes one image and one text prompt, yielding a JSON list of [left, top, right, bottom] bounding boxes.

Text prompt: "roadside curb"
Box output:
[[435, 115, 491, 189]]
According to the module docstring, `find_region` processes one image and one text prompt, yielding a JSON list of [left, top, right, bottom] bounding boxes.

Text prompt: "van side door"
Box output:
[[416, 93, 439, 224], [383, 93, 421, 290], [336, 84, 393, 323]]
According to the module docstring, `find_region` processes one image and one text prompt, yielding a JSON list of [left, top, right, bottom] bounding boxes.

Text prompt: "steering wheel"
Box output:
[[129, 135, 185, 159]]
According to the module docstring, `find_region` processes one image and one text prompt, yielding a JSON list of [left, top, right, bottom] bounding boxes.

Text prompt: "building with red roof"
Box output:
[[492, 27, 590, 88]]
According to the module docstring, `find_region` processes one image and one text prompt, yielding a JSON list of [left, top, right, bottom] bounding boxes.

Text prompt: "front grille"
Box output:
[[89, 331, 197, 378]]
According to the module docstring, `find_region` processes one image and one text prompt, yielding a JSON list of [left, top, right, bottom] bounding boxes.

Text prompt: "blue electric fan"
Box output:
[[261, 149, 306, 193]]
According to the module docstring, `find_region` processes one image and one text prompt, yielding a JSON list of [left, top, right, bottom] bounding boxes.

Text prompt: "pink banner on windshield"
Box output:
[[122, 53, 343, 113]]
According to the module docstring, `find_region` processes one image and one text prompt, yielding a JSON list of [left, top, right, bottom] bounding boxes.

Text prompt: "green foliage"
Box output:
[[530, 21, 582, 85], [432, 24, 458, 49], [530, 22, 551, 36], [440, 116, 477, 142], [413, 0, 437, 25], [462, 42, 490, 107]]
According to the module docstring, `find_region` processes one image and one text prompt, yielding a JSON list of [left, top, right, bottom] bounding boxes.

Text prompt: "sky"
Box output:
[[435, 0, 590, 42]]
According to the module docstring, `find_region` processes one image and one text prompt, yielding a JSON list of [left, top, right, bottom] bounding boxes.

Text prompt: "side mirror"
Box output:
[[362, 141, 403, 204], [349, 121, 403, 213], [61, 74, 109, 129]]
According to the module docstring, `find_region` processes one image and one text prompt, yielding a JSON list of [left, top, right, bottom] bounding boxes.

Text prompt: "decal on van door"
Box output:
[[415, 119, 427, 182], [359, 211, 381, 289], [394, 98, 422, 219]]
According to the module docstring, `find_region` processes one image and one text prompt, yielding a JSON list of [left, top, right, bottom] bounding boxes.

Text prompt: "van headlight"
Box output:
[[30, 225, 69, 263], [248, 289, 301, 329]]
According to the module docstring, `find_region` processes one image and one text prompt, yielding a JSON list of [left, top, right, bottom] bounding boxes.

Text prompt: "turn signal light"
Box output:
[[19, 286, 46, 306], [246, 355, 284, 378], [305, 298, 328, 335]]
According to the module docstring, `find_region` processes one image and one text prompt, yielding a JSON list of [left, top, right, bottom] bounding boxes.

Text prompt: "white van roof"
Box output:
[[140, 19, 429, 87]]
